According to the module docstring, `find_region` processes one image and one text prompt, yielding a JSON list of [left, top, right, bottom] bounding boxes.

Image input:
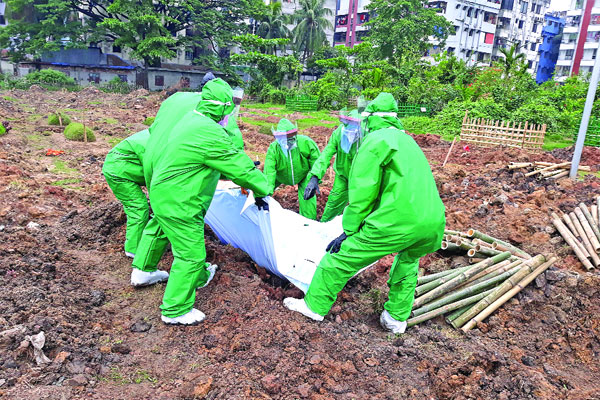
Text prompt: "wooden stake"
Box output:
[[579, 203, 600, 243], [554, 213, 591, 258], [570, 211, 600, 267], [83, 124, 88, 143], [574, 207, 600, 252], [552, 215, 594, 270], [442, 136, 457, 167]]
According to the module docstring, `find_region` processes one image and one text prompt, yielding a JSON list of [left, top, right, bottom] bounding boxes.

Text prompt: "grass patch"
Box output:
[[88, 100, 103, 105], [102, 117, 119, 124], [100, 367, 158, 385], [51, 178, 82, 187], [2, 95, 18, 102], [244, 102, 284, 111], [240, 116, 272, 128], [258, 125, 271, 135], [51, 159, 78, 175], [578, 170, 600, 179], [295, 116, 338, 130], [543, 133, 574, 151], [108, 137, 124, 148]]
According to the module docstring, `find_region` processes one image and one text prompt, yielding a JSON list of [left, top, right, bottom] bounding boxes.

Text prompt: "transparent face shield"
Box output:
[[339, 109, 362, 153], [272, 125, 299, 154]]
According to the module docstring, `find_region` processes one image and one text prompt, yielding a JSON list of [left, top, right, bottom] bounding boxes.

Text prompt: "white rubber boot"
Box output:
[[380, 310, 407, 334], [283, 298, 324, 321], [125, 252, 135, 259], [200, 264, 218, 288], [161, 308, 206, 326], [130, 268, 169, 287]]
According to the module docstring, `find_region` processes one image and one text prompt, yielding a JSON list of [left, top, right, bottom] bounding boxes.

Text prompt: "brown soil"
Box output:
[[1, 88, 600, 399]]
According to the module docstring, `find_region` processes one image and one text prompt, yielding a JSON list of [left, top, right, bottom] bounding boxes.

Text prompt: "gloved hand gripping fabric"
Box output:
[[303, 175, 320, 200]]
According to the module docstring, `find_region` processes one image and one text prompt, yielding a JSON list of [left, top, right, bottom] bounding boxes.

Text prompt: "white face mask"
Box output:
[[276, 136, 297, 154]]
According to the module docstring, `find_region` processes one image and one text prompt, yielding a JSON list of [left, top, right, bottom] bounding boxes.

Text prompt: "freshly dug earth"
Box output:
[[1, 89, 600, 399]]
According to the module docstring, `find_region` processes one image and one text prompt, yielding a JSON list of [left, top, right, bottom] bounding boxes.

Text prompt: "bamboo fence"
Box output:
[[460, 111, 546, 151]]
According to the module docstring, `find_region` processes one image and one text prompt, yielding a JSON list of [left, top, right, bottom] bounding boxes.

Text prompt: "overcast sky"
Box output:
[[549, 0, 572, 11]]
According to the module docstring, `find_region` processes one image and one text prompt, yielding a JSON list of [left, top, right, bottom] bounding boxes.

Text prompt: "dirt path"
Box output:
[[1, 89, 600, 399]]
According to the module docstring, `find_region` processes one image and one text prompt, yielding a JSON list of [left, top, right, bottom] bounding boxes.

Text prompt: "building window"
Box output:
[[520, 2, 528, 13], [518, 20, 524, 29], [469, 29, 474, 36], [478, 52, 485, 61], [536, 4, 541, 12], [467, 7, 472, 16], [155, 75, 164, 86], [531, 2, 536, 11], [484, 12, 497, 24], [358, 13, 369, 24], [88, 73, 100, 84], [501, 0, 515, 9], [532, 22, 538, 32], [485, 32, 494, 44], [334, 31, 346, 43], [118, 74, 127, 83], [184, 49, 193, 60], [527, 60, 532, 68], [336, 14, 348, 26], [112, 44, 121, 53], [0, 16, 5, 25], [448, 47, 455, 53], [530, 42, 536, 51]]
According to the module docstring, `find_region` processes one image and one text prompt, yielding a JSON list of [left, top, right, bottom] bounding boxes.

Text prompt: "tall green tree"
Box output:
[[257, 2, 290, 40], [291, 0, 333, 62], [364, 0, 453, 66], [498, 43, 527, 78]]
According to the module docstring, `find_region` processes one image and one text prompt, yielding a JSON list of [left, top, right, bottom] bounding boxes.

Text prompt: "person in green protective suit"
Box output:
[[143, 78, 272, 326], [224, 87, 245, 151], [263, 119, 321, 220], [303, 109, 362, 222], [284, 92, 446, 334], [102, 129, 151, 258]]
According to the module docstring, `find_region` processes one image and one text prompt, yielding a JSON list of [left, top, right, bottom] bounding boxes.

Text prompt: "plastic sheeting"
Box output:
[[205, 183, 344, 293]]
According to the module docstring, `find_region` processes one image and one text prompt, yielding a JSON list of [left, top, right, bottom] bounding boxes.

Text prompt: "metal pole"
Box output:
[[570, 49, 600, 179]]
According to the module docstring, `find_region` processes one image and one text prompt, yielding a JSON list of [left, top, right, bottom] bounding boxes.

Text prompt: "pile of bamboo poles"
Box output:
[[508, 161, 590, 180], [407, 229, 557, 332], [550, 198, 600, 271]]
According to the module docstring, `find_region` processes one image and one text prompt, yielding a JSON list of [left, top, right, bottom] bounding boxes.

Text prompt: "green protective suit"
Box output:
[[142, 78, 272, 318], [131, 92, 204, 273], [264, 119, 321, 220], [102, 129, 150, 255], [304, 93, 446, 322], [309, 110, 361, 222]]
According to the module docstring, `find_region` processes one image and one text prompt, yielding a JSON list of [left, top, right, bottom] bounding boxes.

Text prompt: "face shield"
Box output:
[[339, 109, 362, 153], [201, 98, 234, 127], [272, 125, 298, 154]]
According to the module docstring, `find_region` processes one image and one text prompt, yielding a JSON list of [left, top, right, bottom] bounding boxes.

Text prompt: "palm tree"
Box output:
[[257, 2, 291, 45], [498, 43, 526, 78], [291, 0, 333, 62]]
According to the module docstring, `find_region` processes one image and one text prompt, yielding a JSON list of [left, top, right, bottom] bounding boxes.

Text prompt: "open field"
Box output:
[[1, 88, 600, 399]]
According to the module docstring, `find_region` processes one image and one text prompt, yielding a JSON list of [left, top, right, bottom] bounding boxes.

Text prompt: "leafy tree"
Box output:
[[498, 43, 526, 78], [231, 34, 302, 87], [0, 0, 264, 87], [256, 1, 290, 54], [364, 0, 453, 66], [291, 0, 333, 62]]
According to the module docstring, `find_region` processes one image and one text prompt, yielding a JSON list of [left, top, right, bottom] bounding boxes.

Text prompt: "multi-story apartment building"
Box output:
[[492, 0, 551, 74], [536, 13, 565, 83], [0, 2, 7, 27], [273, 0, 337, 46], [333, 0, 371, 47], [428, 0, 501, 66], [556, 0, 600, 81]]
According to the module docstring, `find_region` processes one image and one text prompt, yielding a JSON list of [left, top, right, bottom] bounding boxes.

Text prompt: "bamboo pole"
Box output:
[[416, 265, 470, 285], [524, 161, 570, 177], [553, 215, 595, 270], [473, 245, 501, 257], [464, 259, 523, 287], [83, 124, 88, 143], [562, 212, 583, 242], [407, 288, 496, 327], [597, 196, 600, 224], [457, 240, 476, 251], [442, 136, 457, 167], [574, 207, 600, 252], [569, 211, 600, 267], [469, 257, 485, 264], [444, 230, 464, 236], [472, 238, 494, 248], [446, 304, 471, 323], [411, 265, 520, 317], [415, 265, 472, 296], [468, 229, 531, 259], [58, 112, 63, 126], [534, 161, 590, 171], [541, 168, 565, 178], [591, 205, 599, 226], [579, 203, 600, 243], [461, 257, 558, 332], [452, 255, 546, 328], [549, 170, 569, 180], [441, 241, 460, 252], [445, 259, 512, 293], [508, 162, 532, 170], [413, 252, 512, 308], [551, 213, 591, 259], [534, 161, 555, 166]]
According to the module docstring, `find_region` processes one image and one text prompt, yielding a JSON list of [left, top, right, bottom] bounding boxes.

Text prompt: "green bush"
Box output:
[[48, 112, 71, 126], [101, 76, 133, 94], [143, 117, 155, 126], [64, 122, 96, 142], [0, 124, 5, 136], [400, 116, 438, 135], [24, 69, 76, 86]]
